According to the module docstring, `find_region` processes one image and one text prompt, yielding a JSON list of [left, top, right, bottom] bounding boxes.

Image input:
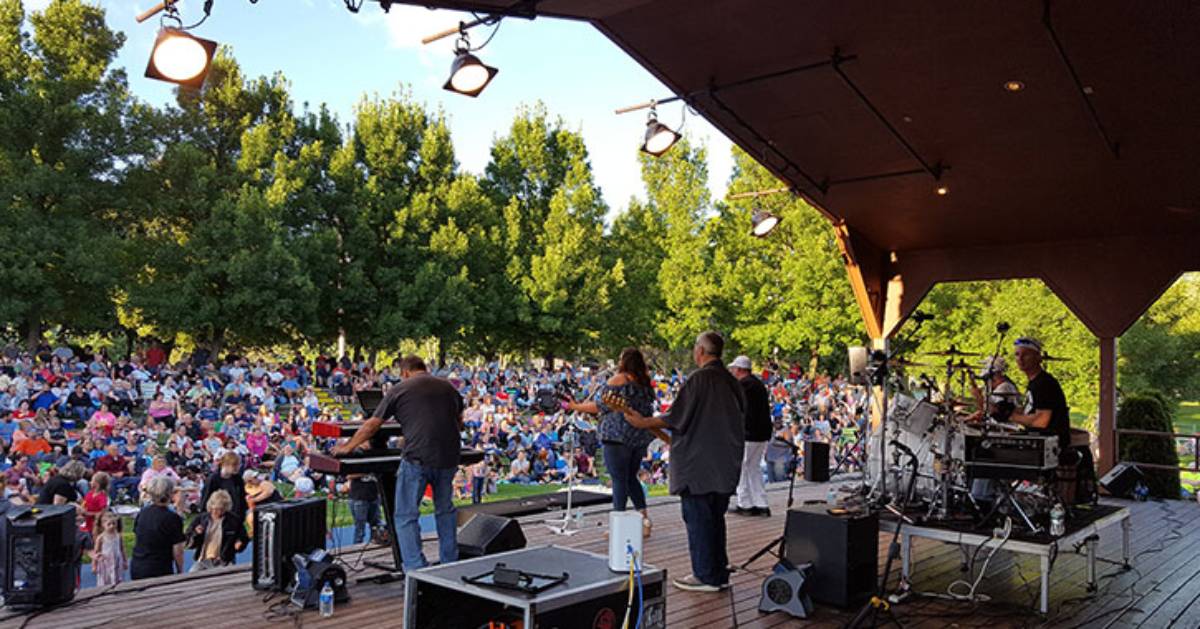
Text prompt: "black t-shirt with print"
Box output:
[[1025, 370, 1070, 450]]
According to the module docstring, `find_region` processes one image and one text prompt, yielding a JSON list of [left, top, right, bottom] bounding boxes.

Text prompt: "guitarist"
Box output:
[[565, 348, 664, 539], [618, 331, 746, 593]]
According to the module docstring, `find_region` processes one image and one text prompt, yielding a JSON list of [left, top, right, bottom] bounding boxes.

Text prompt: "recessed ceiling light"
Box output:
[[1003, 80, 1025, 92], [936, 186, 949, 196]]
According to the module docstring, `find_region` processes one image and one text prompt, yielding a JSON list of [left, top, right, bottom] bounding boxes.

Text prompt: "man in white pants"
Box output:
[[730, 356, 772, 516]]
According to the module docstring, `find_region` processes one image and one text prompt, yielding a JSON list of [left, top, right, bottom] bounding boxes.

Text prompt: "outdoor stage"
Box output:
[[3, 481, 1196, 628]]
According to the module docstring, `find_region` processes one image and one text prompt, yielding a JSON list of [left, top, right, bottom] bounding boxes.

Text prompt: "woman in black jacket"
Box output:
[[187, 489, 249, 571]]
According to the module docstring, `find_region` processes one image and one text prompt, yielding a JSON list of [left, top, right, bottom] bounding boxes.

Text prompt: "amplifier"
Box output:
[[783, 504, 877, 608], [964, 434, 1059, 479], [0, 505, 76, 609], [253, 498, 327, 592]]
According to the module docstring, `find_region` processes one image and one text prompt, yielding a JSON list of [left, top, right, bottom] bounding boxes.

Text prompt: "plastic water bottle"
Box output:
[[1049, 502, 1065, 537], [319, 583, 334, 618], [826, 486, 838, 505]]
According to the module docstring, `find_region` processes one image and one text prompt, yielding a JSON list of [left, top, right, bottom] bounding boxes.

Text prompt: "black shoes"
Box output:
[[731, 506, 772, 517]]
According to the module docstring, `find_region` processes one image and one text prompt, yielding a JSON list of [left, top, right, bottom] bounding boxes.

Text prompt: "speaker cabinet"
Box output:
[[783, 504, 877, 608], [1099, 463, 1143, 498], [253, 498, 326, 592], [0, 505, 77, 609], [457, 513, 526, 559], [804, 441, 830, 482]]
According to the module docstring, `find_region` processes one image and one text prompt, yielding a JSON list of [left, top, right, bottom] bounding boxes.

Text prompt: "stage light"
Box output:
[[750, 209, 782, 238], [444, 49, 498, 97], [1003, 80, 1025, 92], [641, 107, 681, 157], [144, 28, 217, 89]]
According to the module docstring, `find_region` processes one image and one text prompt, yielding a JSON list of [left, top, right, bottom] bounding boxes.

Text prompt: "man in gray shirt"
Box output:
[[621, 331, 745, 592]]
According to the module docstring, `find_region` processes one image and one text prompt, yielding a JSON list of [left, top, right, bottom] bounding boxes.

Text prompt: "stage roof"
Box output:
[[402, 0, 1200, 338]]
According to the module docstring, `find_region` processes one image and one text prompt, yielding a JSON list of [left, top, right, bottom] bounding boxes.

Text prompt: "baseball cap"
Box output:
[[729, 355, 753, 370], [1014, 337, 1043, 354]]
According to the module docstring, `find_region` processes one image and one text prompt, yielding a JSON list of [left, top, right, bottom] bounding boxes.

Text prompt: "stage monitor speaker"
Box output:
[[1100, 463, 1143, 498], [253, 498, 326, 592], [758, 560, 814, 618], [458, 513, 526, 559], [0, 505, 76, 609], [848, 347, 869, 385], [783, 504, 878, 609], [804, 441, 830, 482]]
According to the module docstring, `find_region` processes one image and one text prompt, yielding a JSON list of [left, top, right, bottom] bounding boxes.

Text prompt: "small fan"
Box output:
[[758, 560, 814, 618]]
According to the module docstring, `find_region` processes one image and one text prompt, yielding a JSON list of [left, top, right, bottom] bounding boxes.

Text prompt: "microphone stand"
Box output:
[[739, 438, 801, 570], [848, 448, 920, 629]]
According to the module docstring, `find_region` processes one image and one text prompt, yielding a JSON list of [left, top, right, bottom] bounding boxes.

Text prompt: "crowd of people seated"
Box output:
[[0, 340, 863, 588]]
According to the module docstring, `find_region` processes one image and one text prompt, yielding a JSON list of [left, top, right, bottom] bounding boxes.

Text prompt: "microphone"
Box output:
[[997, 321, 1011, 333], [889, 439, 916, 458], [912, 310, 935, 323]]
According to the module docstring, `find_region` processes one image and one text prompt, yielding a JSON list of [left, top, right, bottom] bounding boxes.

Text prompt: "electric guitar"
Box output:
[[601, 389, 671, 445]]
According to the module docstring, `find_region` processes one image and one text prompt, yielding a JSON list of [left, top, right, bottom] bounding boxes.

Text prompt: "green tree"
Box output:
[[125, 50, 316, 353], [483, 104, 619, 361], [603, 197, 667, 352], [1119, 274, 1200, 403], [0, 0, 138, 347], [712, 148, 864, 371]]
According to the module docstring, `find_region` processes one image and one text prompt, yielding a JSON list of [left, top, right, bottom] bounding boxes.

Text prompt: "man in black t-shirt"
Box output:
[[730, 355, 772, 517], [1009, 338, 1071, 451], [333, 355, 463, 571]]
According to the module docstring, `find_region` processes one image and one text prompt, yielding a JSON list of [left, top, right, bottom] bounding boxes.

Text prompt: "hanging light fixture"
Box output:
[[641, 104, 681, 157], [750, 208, 783, 238], [139, 1, 217, 89], [442, 28, 498, 97], [145, 28, 217, 88]]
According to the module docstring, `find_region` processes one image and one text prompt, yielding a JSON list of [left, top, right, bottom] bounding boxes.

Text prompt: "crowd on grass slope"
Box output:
[[0, 341, 865, 587]]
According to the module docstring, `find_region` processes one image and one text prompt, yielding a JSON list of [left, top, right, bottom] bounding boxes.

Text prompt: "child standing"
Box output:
[[92, 511, 127, 587], [80, 472, 110, 535]]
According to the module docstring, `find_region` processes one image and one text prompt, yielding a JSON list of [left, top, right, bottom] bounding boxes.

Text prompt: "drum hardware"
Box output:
[[923, 345, 981, 358]]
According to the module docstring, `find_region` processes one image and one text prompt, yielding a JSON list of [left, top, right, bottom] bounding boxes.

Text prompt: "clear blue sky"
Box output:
[[33, 0, 734, 215]]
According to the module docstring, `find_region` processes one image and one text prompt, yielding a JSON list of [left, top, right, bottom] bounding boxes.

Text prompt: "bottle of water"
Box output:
[[1049, 502, 1066, 537], [319, 583, 334, 618], [826, 486, 838, 505]]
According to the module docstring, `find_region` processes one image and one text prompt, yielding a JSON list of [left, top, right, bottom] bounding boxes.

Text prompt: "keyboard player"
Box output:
[[332, 355, 465, 571]]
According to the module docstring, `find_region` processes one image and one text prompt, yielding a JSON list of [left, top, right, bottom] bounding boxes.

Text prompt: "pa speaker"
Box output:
[[848, 347, 869, 385], [457, 513, 526, 559], [758, 560, 814, 618], [1100, 463, 1143, 498], [804, 441, 830, 482], [783, 504, 878, 608], [0, 505, 77, 609]]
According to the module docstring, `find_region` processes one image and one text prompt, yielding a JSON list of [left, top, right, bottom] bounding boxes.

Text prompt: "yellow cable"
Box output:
[[622, 551, 636, 629]]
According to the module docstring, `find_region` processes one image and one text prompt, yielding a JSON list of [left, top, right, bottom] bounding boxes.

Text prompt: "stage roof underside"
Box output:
[[399, 0, 1200, 339]]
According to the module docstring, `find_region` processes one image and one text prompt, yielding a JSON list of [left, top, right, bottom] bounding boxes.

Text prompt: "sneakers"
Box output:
[[672, 574, 723, 593]]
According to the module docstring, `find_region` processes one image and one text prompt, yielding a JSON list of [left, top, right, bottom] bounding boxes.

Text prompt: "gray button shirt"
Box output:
[[661, 360, 746, 496]]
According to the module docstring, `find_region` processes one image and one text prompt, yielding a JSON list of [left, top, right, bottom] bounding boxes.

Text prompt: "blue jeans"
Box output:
[[395, 459, 457, 571], [603, 443, 647, 511], [679, 491, 731, 586], [471, 476, 486, 504], [349, 498, 380, 544]]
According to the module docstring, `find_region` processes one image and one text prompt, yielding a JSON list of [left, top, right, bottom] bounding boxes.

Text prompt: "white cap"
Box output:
[[978, 355, 1007, 378], [729, 355, 753, 370]]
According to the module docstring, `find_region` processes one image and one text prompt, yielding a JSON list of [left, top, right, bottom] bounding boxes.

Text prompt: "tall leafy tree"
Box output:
[[0, 0, 138, 347], [711, 147, 864, 370], [483, 104, 620, 361], [125, 51, 316, 353], [603, 197, 667, 352]]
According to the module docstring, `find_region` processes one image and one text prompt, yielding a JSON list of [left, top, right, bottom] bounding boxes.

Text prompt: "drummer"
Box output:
[[966, 356, 1019, 424]]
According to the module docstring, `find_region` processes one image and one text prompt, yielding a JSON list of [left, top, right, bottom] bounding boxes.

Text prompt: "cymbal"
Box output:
[[923, 345, 981, 358], [888, 357, 930, 368], [1043, 353, 1071, 362]]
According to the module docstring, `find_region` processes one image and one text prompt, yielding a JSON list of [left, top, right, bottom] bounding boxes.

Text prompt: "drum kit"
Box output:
[[873, 341, 1069, 532]]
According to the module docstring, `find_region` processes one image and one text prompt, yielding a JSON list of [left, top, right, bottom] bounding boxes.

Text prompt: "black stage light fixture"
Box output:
[[640, 106, 681, 157], [444, 49, 499, 97], [751, 208, 783, 238], [145, 27, 218, 89]]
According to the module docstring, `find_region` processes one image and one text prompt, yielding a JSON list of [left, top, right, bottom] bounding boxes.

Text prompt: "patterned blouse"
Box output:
[[595, 380, 657, 450]]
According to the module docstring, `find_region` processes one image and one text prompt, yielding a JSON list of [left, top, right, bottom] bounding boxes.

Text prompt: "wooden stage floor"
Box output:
[[3, 480, 1197, 628]]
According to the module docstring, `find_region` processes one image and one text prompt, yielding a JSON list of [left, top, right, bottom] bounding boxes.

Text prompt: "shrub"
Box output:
[[1117, 392, 1181, 499]]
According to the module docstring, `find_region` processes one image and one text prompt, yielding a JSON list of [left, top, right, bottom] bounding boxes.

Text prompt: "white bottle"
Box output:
[[319, 583, 334, 618], [1049, 503, 1066, 537]]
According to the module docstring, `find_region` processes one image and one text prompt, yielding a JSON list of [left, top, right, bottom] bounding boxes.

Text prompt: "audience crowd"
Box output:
[[0, 341, 865, 588]]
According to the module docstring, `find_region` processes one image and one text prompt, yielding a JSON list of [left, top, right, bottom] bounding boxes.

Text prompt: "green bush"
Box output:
[[1117, 392, 1181, 499]]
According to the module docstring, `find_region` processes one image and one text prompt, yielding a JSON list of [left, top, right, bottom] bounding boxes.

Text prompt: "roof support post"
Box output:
[[1097, 336, 1117, 476]]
